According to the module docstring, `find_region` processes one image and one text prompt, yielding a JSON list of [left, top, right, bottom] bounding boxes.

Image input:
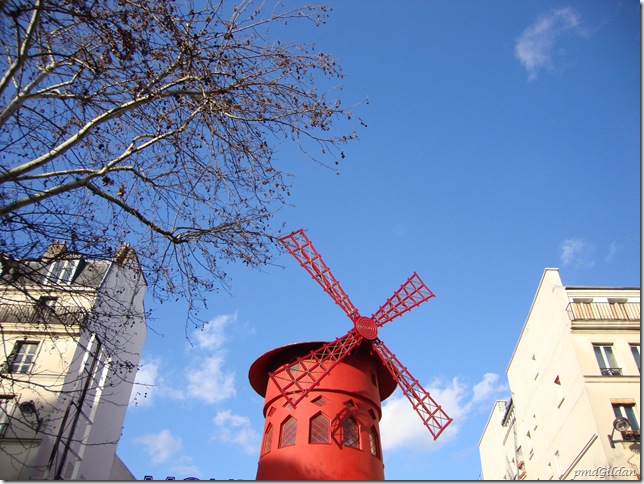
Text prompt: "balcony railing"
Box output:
[[567, 302, 640, 322], [600, 367, 623, 376], [0, 304, 87, 326], [621, 430, 641, 442]]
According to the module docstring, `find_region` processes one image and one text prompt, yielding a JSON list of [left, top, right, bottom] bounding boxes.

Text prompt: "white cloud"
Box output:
[[131, 358, 160, 407], [212, 409, 260, 454], [185, 313, 237, 404], [135, 313, 239, 407], [380, 373, 508, 453], [472, 372, 506, 404], [605, 241, 620, 262], [187, 354, 236, 404], [131, 357, 186, 407], [194, 313, 237, 350], [134, 429, 183, 465], [559, 238, 595, 269], [515, 7, 582, 81]]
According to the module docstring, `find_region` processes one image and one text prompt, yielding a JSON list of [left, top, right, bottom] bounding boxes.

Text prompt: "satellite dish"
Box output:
[[613, 417, 631, 432]]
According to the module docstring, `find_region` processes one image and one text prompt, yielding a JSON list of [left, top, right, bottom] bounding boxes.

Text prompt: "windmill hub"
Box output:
[[354, 316, 378, 340]]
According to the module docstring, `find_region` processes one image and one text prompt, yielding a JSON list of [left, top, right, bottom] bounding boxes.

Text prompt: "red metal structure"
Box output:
[[249, 340, 397, 479], [249, 228, 452, 480]]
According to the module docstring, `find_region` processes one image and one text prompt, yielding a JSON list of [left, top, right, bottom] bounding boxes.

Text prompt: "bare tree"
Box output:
[[0, 0, 362, 322], [0, 2, 363, 473]]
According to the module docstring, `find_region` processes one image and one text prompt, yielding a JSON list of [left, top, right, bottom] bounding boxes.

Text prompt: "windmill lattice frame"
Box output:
[[269, 228, 452, 440]]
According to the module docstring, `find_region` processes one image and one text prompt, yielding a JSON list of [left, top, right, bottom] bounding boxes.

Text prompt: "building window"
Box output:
[[262, 424, 273, 455], [612, 402, 640, 432], [7, 341, 39, 373], [532, 413, 538, 431], [312, 396, 328, 407], [516, 446, 524, 478], [309, 413, 330, 444], [369, 427, 380, 458], [516, 446, 524, 464], [554, 375, 564, 407], [593, 344, 621, 376], [554, 451, 562, 478], [531, 354, 539, 380], [525, 431, 533, 459], [630, 344, 640, 373], [342, 417, 360, 449], [279, 416, 297, 447], [0, 396, 14, 437], [45, 259, 79, 285]]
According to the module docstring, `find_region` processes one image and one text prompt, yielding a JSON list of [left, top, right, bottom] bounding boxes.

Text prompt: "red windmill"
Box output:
[[249, 228, 452, 480]]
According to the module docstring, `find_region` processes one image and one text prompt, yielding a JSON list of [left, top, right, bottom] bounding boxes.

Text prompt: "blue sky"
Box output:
[[116, 1, 639, 480]]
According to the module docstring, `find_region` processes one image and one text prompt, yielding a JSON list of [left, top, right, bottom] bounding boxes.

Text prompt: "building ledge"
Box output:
[[584, 375, 640, 383]]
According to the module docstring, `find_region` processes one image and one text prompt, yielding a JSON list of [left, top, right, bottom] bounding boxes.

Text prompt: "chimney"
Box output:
[[113, 244, 134, 265], [43, 241, 67, 259]]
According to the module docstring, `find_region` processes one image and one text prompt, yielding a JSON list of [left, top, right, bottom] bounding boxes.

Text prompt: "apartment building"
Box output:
[[479, 268, 640, 480], [0, 242, 146, 480]]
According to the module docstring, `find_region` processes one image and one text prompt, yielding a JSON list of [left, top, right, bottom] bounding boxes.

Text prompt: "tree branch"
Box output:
[[0, 0, 44, 99]]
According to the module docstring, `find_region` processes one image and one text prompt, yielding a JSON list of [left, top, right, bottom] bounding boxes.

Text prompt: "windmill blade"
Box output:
[[268, 329, 363, 408], [279, 229, 359, 320], [371, 272, 435, 327], [372, 339, 452, 440]]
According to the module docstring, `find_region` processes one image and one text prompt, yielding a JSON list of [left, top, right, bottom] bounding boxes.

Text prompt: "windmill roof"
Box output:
[[248, 340, 397, 402]]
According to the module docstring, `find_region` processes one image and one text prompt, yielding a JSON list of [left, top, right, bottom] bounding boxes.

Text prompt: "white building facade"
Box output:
[[0, 242, 146, 480], [479, 268, 640, 480]]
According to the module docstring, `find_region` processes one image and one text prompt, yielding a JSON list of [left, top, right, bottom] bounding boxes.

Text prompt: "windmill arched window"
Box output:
[[279, 416, 297, 447], [312, 396, 329, 407], [262, 423, 273, 455], [309, 413, 330, 444], [369, 426, 381, 459], [342, 416, 360, 449]]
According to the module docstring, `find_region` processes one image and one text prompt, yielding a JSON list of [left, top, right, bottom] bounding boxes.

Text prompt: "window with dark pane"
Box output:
[[593, 344, 621, 376], [631, 344, 640, 373], [262, 423, 273, 455], [9, 341, 39, 373], [613, 402, 640, 431], [309, 413, 330, 444], [369, 427, 380, 458], [0, 397, 13, 437], [280, 416, 297, 447], [342, 417, 360, 448], [312, 396, 329, 407]]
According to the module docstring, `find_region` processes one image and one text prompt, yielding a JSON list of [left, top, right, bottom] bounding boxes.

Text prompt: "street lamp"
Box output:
[[609, 417, 640, 448], [18, 400, 42, 431]]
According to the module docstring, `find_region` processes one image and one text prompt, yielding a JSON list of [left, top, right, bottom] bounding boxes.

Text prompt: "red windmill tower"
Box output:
[[249, 229, 452, 480]]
